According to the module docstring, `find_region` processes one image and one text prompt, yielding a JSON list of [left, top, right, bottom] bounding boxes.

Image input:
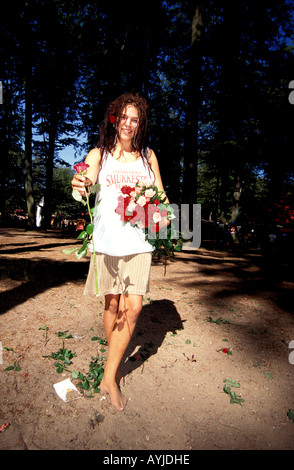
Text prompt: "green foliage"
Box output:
[[287, 409, 294, 422], [91, 336, 108, 345], [223, 378, 245, 405], [73, 354, 106, 397], [49, 330, 76, 373], [207, 317, 231, 325], [1, 0, 294, 225], [50, 348, 77, 373], [4, 361, 21, 372], [42, 327, 107, 398], [51, 167, 82, 218]]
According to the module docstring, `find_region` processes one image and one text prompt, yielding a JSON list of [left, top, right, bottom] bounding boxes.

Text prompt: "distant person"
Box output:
[[268, 232, 277, 246]]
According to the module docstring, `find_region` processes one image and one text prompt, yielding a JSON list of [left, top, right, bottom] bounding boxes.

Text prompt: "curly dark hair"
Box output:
[[97, 93, 150, 168]]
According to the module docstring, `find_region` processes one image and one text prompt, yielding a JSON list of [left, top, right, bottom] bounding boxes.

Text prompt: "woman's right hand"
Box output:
[[71, 148, 101, 196], [71, 174, 93, 196]]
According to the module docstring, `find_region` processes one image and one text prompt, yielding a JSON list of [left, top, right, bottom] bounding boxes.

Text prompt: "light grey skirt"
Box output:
[[84, 252, 152, 297]]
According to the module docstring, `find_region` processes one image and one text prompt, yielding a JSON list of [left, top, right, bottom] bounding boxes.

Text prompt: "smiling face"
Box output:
[[117, 105, 139, 148]]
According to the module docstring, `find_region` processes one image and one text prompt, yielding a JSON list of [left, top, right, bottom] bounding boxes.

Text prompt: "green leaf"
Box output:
[[264, 371, 273, 380], [72, 189, 84, 202], [174, 243, 183, 252], [82, 380, 90, 390], [4, 365, 15, 371], [55, 363, 64, 373], [75, 240, 88, 258], [89, 183, 101, 194], [287, 409, 294, 421], [77, 230, 87, 240], [63, 248, 78, 255], [76, 247, 87, 259], [224, 377, 240, 388], [77, 239, 88, 253], [147, 238, 157, 246], [56, 332, 73, 339], [223, 377, 244, 405], [39, 325, 48, 331], [86, 223, 94, 235], [91, 201, 101, 217]]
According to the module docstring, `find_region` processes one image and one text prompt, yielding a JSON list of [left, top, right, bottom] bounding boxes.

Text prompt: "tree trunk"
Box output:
[[44, 122, 57, 229], [23, 40, 35, 230], [218, 1, 243, 224], [182, 4, 203, 207], [232, 176, 242, 222]]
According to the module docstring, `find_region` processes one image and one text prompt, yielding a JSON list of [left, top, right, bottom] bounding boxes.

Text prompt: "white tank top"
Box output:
[[92, 152, 155, 256]]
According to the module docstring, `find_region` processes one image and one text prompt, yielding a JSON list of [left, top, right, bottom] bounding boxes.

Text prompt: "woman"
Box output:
[[71, 93, 169, 411]]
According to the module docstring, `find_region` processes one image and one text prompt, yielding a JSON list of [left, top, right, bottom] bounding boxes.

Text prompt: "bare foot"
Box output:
[[100, 377, 127, 412], [116, 368, 125, 387]]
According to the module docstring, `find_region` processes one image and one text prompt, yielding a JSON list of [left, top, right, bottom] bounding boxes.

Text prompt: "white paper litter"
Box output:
[[53, 378, 82, 402]]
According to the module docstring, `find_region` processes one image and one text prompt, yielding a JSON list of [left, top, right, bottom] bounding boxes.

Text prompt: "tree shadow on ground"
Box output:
[[0, 257, 89, 315], [173, 246, 294, 316], [122, 299, 185, 377], [0, 241, 80, 255]]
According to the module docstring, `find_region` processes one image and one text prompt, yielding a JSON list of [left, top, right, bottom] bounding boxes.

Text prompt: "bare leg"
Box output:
[[103, 294, 120, 346], [103, 294, 123, 385], [101, 293, 142, 411]]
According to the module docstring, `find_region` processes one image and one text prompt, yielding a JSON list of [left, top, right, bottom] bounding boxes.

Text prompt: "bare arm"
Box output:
[[149, 149, 169, 204], [71, 148, 101, 196], [149, 149, 170, 228]]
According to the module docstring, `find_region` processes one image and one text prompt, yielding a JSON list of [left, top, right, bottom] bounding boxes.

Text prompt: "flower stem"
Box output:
[[85, 188, 99, 296]]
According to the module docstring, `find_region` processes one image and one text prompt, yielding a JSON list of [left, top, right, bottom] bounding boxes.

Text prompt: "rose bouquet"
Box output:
[[115, 180, 182, 274], [63, 162, 101, 295]]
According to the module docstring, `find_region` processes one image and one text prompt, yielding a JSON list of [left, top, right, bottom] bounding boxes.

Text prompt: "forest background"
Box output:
[[1, 0, 294, 244]]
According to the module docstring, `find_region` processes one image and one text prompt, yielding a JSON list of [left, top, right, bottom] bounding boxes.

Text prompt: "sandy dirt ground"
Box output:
[[0, 227, 294, 454]]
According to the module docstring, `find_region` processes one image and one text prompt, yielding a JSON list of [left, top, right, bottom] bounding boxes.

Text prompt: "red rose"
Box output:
[[222, 348, 228, 354], [73, 162, 89, 174], [146, 203, 157, 215], [124, 196, 130, 206], [109, 115, 116, 123], [121, 186, 135, 196], [151, 223, 160, 233], [115, 204, 124, 216], [160, 209, 169, 217], [115, 195, 126, 217], [153, 199, 160, 205], [129, 210, 140, 224]]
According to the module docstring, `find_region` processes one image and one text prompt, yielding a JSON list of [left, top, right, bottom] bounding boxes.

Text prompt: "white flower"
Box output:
[[137, 196, 147, 206], [153, 212, 162, 223], [145, 188, 156, 198], [127, 201, 137, 212]]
